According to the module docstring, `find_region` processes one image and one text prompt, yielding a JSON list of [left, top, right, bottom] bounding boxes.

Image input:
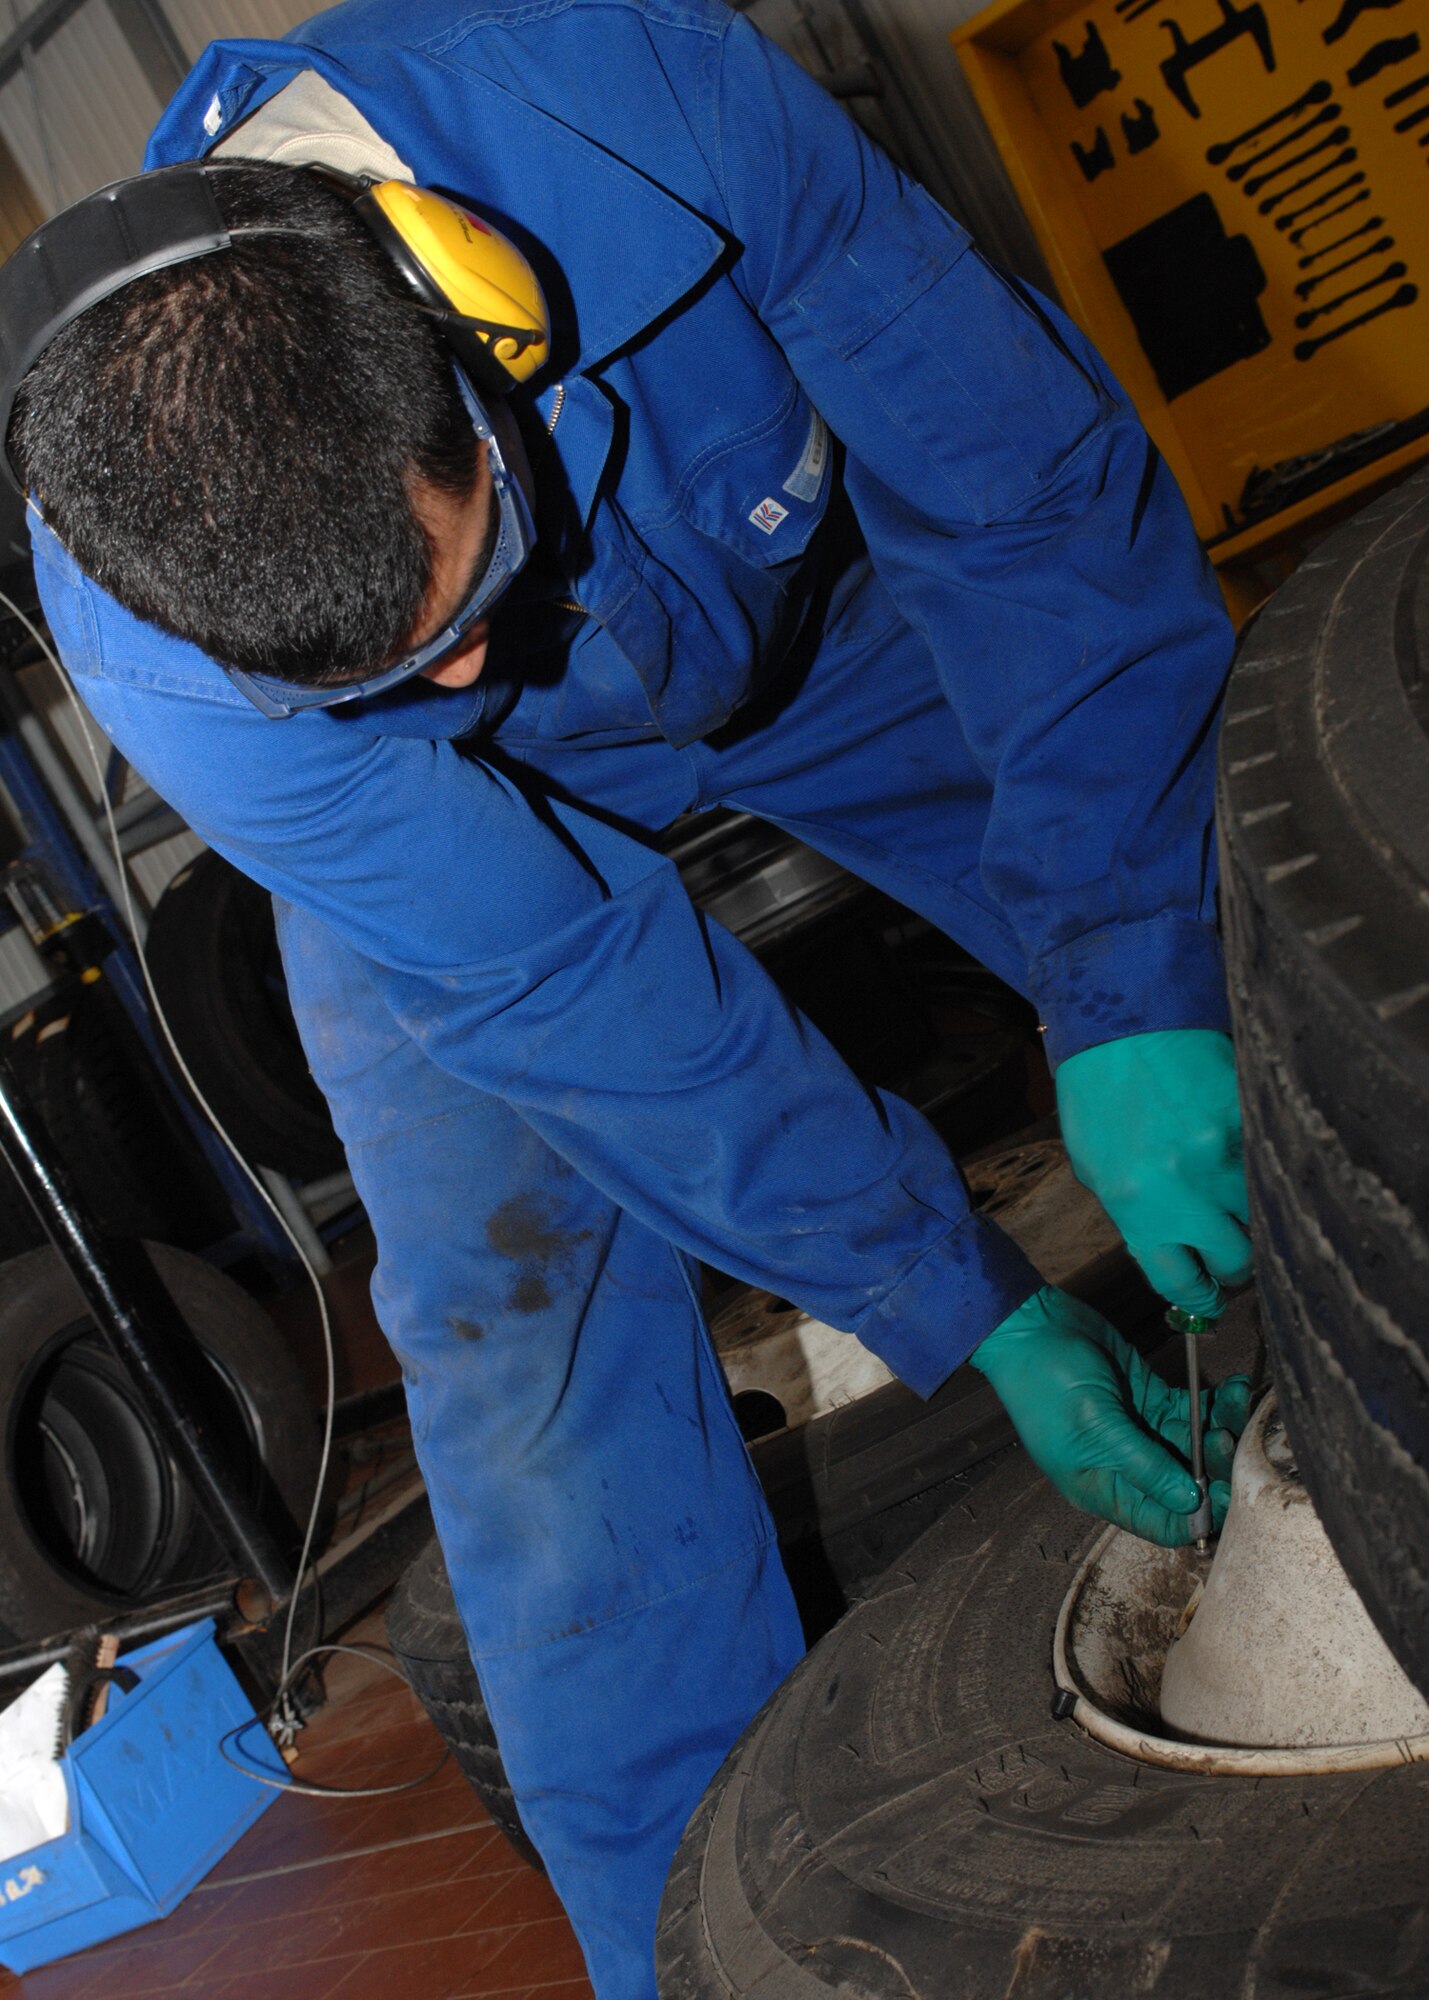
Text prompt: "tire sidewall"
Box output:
[[0, 1242, 322, 1641]]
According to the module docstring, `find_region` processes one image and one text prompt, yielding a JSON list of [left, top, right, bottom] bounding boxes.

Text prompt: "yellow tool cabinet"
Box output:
[[954, 0, 1429, 611]]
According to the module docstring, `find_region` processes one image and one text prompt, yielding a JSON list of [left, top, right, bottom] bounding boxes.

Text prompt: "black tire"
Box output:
[[27, 995, 168, 1242], [0, 989, 214, 1263], [385, 1362, 1021, 1868], [0, 1147, 43, 1264], [0, 1242, 324, 1643], [144, 849, 344, 1180], [384, 1536, 545, 1870], [657, 1449, 1429, 1999], [663, 810, 863, 956], [747, 1366, 1017, 1638], [25, 984, 222, 1249], [1219, 467, 1429, 1696]]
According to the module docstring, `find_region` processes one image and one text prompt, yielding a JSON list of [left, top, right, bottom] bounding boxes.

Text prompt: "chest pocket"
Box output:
[[671, 378, 831, 565], [602, 287, 833, 572]]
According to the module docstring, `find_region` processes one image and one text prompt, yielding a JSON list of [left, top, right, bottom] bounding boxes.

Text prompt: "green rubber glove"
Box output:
[[971, 1285, 1251, 1546], [1055, 1028, 1252, 1318]]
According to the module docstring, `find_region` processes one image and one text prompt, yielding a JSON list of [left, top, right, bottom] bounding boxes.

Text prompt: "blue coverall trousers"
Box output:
[[275, 559, 1029, 1999]]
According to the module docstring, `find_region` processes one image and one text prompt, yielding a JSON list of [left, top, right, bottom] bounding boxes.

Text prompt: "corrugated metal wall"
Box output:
[[0, 0, 1038, 267], [163, 0, 309, 54], [0, 118, 41, 258], [0, 0, 315, 218], [0, 0, 161, 208]]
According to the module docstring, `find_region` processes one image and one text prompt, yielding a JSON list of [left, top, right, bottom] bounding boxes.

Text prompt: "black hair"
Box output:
[[9, 160, 482, 683]]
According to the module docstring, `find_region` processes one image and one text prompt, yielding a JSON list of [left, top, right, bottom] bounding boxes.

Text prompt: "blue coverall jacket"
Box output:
[[29, 0, 1234, 1989]]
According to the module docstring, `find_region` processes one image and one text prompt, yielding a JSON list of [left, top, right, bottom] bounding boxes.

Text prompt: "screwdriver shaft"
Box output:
[[1183, 1317, 1212, 1550]]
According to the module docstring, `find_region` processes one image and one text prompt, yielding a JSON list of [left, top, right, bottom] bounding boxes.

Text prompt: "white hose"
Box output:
[[1052, 1522, 1429, 1776]]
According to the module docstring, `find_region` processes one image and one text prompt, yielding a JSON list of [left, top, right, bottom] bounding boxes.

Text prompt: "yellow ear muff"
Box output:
[[364, 180, 550, 384]]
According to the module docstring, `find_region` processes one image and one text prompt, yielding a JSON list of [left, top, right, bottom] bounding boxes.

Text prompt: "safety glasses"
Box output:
[[224, 369, 535, 720]]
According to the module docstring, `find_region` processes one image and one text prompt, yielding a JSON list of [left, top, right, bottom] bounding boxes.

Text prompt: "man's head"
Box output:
[[8, 161, 495, 686]]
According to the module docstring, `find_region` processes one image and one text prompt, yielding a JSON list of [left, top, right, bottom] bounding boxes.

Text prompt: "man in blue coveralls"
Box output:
[[3, 1, 1254, 1990]]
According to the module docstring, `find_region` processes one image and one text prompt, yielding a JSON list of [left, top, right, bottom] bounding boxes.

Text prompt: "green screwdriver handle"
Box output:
[[1165, 1305, 1219, 1338]]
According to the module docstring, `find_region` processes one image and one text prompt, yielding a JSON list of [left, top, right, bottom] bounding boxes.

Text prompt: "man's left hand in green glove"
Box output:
[[1055, 1027, 1252, 1318]]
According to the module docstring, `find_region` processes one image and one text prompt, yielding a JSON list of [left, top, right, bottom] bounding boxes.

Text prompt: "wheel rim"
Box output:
[[9, 1316, 266, 1606]]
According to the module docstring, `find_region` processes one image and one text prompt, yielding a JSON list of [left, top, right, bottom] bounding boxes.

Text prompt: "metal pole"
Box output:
[[0, 1056, 295, 1608], [106, 0, 190, 105], [0, 1579, 251, 1692]]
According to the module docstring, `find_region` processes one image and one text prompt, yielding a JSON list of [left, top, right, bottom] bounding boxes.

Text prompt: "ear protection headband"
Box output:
[[0, 159, 550, 494]]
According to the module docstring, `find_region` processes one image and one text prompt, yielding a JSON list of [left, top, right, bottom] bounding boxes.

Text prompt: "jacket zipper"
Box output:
[[543, 385, 589, 615]]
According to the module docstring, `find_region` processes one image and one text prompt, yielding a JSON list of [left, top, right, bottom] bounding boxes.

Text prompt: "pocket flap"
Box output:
[[794, 190, 971, 358]]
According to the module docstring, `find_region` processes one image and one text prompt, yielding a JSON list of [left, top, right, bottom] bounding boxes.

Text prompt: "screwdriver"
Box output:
[[1166, 1304, 1219, 1550]]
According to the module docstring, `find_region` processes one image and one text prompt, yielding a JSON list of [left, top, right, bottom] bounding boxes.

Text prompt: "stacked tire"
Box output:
[[649, 468, 1429, 1998], [0, 1243, 322, 1642], [1218, 467, 1429, 1698]]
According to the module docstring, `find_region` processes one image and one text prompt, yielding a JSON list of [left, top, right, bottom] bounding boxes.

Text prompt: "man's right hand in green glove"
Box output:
[[971, 1285, 1250, 1547]]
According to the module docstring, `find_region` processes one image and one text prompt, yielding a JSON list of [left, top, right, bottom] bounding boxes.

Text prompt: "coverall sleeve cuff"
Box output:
[[852, 1210, 1041, 1399], [1030, 914, 1232, 1071]]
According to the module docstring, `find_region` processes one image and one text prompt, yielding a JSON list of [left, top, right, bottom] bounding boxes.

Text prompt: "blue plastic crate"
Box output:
[[0, 1618, 288, 1973]]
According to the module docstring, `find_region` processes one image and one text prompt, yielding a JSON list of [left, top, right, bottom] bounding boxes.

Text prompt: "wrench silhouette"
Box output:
[[1261, 148, 1358, 214], [1296, 260, 1407, 327], [1243, 126, 1348, 194], [1295, 236, 1393, 296], [1322, 0, 1405, 47], [1297, 214, 1383, 264], [1277, 173, 1365, 232], [1295, 282, 1416, 359], [1229, 106, 1341, 180]]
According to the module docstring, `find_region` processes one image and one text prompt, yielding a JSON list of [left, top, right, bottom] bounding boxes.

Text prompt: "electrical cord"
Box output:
[[218, 1643, 447, 1796], [0, 586, 439, 1800]]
